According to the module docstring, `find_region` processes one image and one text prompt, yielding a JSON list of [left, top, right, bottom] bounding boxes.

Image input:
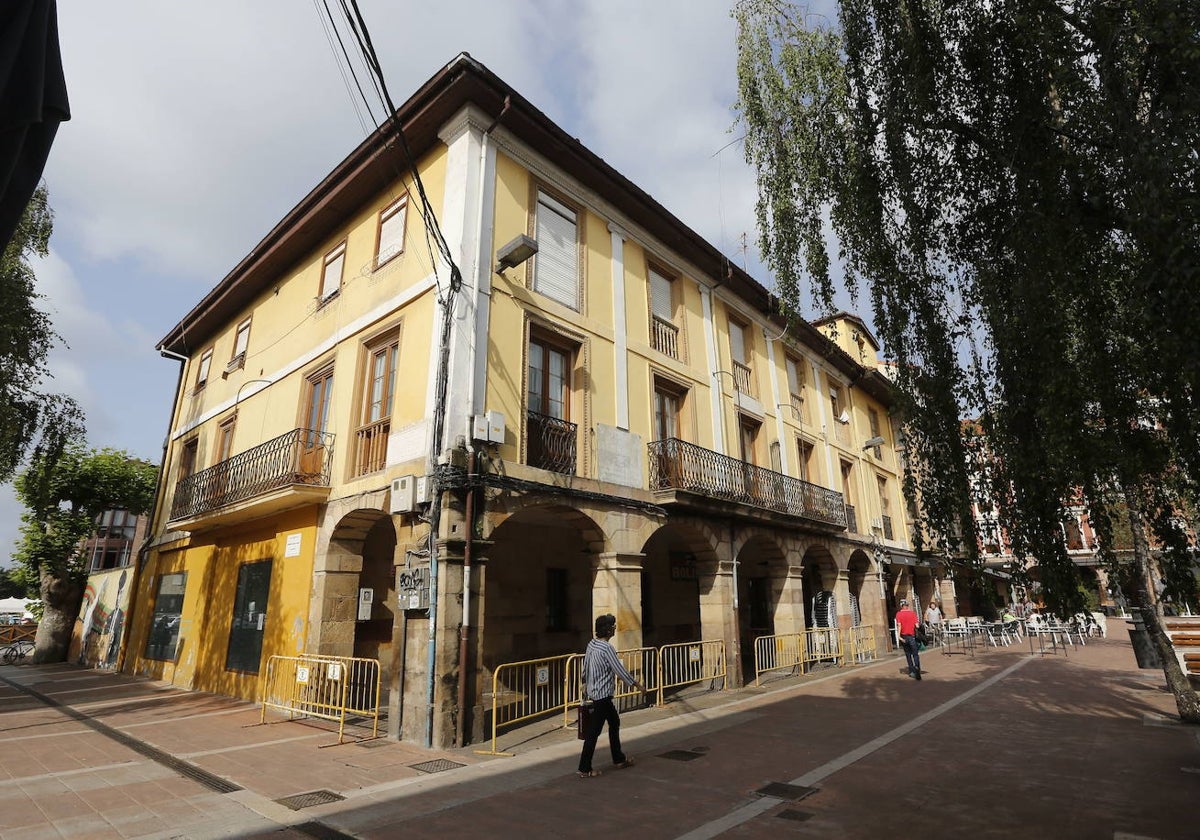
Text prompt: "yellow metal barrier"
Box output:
[[562, 647, 658, 729], [476, 653, 573, 756], [658, 639, 726, 702], [753, 632, 805, 685], [843, 625, 878, 663], [260, 654, 381, 746], [802, 627, 843, 668]]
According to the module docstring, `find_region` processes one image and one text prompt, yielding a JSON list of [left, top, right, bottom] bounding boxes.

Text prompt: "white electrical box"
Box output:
[[470, 414, 490, 443], [415, 475, 431, 505], [389, 475, 415, 513], [486, 410, 505, 444]]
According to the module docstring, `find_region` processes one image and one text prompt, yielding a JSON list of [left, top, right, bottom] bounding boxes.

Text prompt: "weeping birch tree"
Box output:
[[735, 0, 1200, 720]]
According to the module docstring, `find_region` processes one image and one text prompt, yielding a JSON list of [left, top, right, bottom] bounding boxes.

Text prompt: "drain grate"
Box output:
[[276, 790, 346, 811], [777, 809, 813, 822], [409, 758, 465, 774], [756, 782, 817, 801], [659, 749, 705, 762]]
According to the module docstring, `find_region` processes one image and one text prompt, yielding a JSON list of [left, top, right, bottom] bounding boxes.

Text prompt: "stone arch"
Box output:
[[639, 520, 719, 649], [800, 544, 839, 629]]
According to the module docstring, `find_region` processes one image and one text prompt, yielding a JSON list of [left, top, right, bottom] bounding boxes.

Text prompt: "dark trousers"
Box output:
[[578, 696, 625, 772], [901, 634, 921, 674]]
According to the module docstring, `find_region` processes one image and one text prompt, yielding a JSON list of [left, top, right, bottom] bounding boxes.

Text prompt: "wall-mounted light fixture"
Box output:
[[494, 234, 538, 274], [862, 435, 886, 451]]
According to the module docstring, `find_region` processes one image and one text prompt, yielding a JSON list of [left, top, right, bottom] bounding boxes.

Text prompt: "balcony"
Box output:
[[527, 410, 577, 475], [169, 428, 334, 526], [648, 438, 846, 528], [651, 315, 679, 359]]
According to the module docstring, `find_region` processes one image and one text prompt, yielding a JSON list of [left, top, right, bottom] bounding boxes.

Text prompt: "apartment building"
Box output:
[[125, 54, 930, 748]]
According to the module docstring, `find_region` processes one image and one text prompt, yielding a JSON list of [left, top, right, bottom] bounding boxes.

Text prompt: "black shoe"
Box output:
[[914, 670, 922, 680]]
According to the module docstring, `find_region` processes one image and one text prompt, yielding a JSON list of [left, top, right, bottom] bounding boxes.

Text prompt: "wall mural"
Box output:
[[69, 567, 130, 668]]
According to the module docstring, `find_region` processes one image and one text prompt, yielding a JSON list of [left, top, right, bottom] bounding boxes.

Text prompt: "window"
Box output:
[[877, 475, 893, 539], [227, 318, 251, 372], [355, 336, 398, 477], [649, 266, 679, 358], [532, 191, 579, 309], [797, 438, 816, 483], [320, 241, 346, 301], [301, 366, 334, 479], [867, 408, 883, 458], [829, 381, 849, 443], [738, 416, 760, 465], [194, 349, 213, 392], [785, 355, 806, 420], [653, 380, 683, 441], [145, 572, 187, 662], [527, 330, 576, 474], [546, 568, 568, 632], [1064, 519, 1084, 551], [179, 438, 198, 480], [728, 316, 753, 395], [216, 416, 236, 464], [226, 560, 272, 673], [841, 460, 857, 532], [376, 195, 407, 268], [96, 509, 136, 540]]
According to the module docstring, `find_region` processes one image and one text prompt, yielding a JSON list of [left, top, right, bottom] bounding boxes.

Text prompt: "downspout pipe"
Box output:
[[118, 348, 187, 671]]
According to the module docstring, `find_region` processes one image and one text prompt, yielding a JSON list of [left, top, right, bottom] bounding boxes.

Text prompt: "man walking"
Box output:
[[896, 599, 922, 680], [577, 613, 647, 778]]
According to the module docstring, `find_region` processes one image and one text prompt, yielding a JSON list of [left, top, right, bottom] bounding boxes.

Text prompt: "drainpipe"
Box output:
[[117, 348, 187, 672], [455, 446, 477, 747]]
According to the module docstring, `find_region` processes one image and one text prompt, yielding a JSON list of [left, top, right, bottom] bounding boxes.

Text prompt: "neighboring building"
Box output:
[[125, 54, 927, 748], [69, 509, 149, 668]]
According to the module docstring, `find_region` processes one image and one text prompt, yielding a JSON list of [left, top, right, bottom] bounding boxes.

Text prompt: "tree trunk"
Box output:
[[1124, 484, 1200, 723], [32, 568, 84, 664]]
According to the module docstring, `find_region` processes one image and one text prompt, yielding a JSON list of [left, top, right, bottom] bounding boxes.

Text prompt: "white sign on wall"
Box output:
[[284, 533, 302, 557], [596, 424, 643, 487], [357, 588, 374, 621]]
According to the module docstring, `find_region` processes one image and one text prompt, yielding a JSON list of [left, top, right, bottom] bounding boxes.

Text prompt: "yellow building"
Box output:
[[126, 54, 942, 748]]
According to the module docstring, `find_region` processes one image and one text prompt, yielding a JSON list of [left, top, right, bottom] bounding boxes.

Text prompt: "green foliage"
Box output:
[[12, 442, 158, 583], [735, 0, 1200, 619], [0, 185, 81, 483], [0, 566, 36, 599]]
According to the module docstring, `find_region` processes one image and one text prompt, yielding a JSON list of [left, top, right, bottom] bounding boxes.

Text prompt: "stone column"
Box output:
[[773, 560, 807, 635], [309, 551, 363, 657], [832, 567, 853, 631], [698, 558, 742, 687], [592, 552, 645, 652]]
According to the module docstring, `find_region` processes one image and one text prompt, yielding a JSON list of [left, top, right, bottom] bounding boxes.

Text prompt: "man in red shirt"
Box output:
[[895, 599, 922, 680]]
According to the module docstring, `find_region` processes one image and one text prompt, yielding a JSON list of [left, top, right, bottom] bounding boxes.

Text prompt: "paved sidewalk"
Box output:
[[1, 626, 1197, 839]]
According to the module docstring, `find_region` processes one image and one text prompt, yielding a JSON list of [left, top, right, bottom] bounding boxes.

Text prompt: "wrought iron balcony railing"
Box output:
[[648, 438, 846, 527], [527, 410, 577, 475], [170, 428, 334, 521]]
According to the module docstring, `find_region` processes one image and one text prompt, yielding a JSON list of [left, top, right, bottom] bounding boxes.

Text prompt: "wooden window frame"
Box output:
[[652, 377, 686, 442], [375, 194, 408, 269], [227, 318, 251, 373], [320, 241, 347, 303], [353, 332, 399, 477], [194, 348, 213, 393], [648, 262, 681, 360], [527, 328, 575, 421]]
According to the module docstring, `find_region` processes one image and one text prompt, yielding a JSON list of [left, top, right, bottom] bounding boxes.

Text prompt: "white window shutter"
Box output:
[[649, 268, 673, 320], [534, 193, 578, 309]]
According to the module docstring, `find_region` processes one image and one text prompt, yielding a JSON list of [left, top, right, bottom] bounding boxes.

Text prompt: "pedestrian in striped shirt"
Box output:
[[577, 613, 646, 778]]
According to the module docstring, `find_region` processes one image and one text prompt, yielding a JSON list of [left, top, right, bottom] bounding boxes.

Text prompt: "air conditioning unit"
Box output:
[[389, 475, 416, 514]]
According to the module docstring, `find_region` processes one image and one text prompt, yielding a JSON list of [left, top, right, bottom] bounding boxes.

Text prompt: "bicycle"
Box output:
[[2, 639, 34, 665]]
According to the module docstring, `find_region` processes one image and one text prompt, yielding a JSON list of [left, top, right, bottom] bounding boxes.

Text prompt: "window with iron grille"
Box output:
[[527, 329, 577, 474], [354, 335, 398, 477]]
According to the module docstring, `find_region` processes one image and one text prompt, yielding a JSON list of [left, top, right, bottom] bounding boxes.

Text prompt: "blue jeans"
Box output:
[[578, 697, 625, 772], [901, 634, 921, 675]]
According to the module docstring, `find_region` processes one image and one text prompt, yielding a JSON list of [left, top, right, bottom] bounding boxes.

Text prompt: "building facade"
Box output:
[[125, 55, 936, 748]]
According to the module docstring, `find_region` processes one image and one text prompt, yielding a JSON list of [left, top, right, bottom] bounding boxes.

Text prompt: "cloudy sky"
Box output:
[[2, 0, 852, 565]]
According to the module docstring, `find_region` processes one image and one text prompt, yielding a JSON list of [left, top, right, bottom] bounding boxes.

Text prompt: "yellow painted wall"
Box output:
[[128, 507, 318, 701]]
